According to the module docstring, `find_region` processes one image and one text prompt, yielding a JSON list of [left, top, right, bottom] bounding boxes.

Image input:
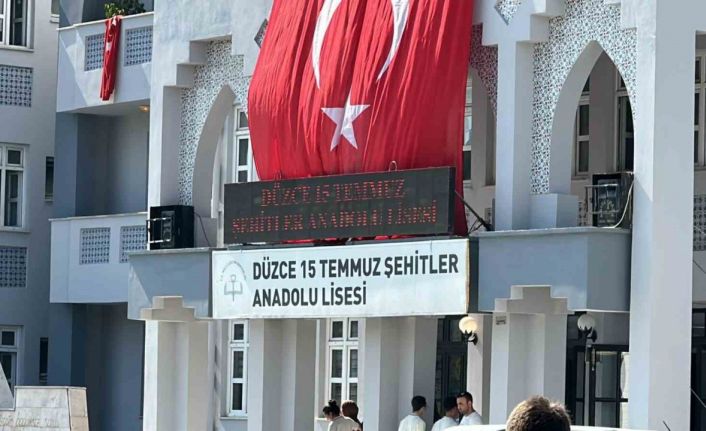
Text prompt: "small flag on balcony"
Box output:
[[247, 0, 474, 235], [100, 15, 122, 101]]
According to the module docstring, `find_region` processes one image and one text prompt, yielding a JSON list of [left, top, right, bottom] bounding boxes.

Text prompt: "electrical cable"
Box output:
[[192, 209, 213, 248], [608, 180, 634, 229]]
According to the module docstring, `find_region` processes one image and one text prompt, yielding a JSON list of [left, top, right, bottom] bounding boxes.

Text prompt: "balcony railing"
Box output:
[[57, 13, 153, 113], [50, 212, 147, 303]]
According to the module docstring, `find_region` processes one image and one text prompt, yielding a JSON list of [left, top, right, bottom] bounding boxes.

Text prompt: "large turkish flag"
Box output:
[[248, 0, 473, 235]]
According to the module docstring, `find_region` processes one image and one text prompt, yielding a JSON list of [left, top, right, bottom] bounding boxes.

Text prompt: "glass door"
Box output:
[[587, 346, 629, 428], [434, 317, 467, 421]]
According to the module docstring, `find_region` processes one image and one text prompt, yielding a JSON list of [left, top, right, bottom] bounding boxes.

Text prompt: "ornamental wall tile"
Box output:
[[470, 25, 498, 115], [531, 0, 637, 194], [495, 0, 523, 24], [178, 40, 249, 204]]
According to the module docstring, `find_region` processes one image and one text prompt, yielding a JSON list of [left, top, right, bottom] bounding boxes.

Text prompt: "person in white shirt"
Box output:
[[323, 400, 359, 431], [457, 391, 483, 425], [398, 395, 428, 431], [431, 396, 459, 431]]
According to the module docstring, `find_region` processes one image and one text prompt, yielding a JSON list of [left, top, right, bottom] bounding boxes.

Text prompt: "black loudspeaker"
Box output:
[[147, 205, 194, 250], [590, 172, 634, 228]]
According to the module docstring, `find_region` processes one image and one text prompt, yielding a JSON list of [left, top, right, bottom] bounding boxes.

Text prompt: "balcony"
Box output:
[[473, 227, 632, 313], [57, 13, 153, 113], [50, 212, 147, 303]]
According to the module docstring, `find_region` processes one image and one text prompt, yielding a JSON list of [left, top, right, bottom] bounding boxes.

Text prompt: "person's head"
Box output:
[[443, 396, 459, 419], [411, 395, 427, 415], [506, 396, 571, 431], [341, 400, 360, 423], [456, 392, 474, 416], [323, 400, 341, 421]]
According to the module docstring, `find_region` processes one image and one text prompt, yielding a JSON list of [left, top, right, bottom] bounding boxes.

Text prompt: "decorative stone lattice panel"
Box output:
[[0, 247, 26, 288], [470, 25, 498, 115], [84, 33, 105, 71], [80, 227, 110, 265], [178, 40, 250, 204], [0, 65, 32, 107], [124, 26, 153, 66], [695, 195, 706, 251], [531, 0, 637, 194], [578, 201, 588, 226], [120, 225, 146, 263], [495, 0, 523, 24]]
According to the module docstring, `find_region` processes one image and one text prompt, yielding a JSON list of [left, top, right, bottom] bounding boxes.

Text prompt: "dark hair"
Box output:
[[342, 400, 362, 427], [443, 396, 458, 412], [457, 391, 474, 403], [323, 400, 341, 417], [411, 395, 427, 412], [506, 396, 571, 431]]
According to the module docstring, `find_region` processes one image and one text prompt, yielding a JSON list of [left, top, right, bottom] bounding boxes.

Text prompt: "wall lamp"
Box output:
[[458, 316, 479, 345], [577, 313, 598, 343]]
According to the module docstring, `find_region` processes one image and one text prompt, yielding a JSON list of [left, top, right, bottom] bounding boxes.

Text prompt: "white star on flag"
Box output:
[[322, 93, 369, 150]]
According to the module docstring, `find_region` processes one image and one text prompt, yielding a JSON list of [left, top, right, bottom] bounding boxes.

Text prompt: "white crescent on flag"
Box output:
[[312, 0, 410, 89]]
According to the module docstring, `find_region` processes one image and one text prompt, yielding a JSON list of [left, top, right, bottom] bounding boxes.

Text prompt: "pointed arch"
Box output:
[[192, 85, 236, 219]]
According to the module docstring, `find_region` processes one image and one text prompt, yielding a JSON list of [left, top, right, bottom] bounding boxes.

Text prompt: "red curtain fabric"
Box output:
[[100, 16, 122, 101], [248, 0, 473, 235]]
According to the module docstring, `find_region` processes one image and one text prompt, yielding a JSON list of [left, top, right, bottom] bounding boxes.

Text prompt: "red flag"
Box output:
[[100, 16, 122, 101], [248, 0, 473, 235]]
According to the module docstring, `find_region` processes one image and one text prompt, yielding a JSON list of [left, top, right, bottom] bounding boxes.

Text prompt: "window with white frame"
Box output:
[[0, 0, 30, 47], [463, 77, 472, 181], [616, 73, 634, 172], [328, 319, 360, 405], [0, 327, 20, 392], [0, 144, 24, 228], [233, 109, 254, 183], [574, 78, 590, 176], [50, 0, 59, 22], [695, 54, 706, 167], [228, 320, 248, 416]]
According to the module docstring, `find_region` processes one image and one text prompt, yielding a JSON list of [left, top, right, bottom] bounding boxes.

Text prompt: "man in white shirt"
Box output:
[[431, 396, 459, 431], [398, 395, 428, 431], [457, 391, 483, 425]]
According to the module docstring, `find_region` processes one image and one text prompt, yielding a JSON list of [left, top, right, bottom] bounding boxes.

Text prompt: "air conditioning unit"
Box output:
[[147, 205, 194, 250], [585, 172, 633, 228]]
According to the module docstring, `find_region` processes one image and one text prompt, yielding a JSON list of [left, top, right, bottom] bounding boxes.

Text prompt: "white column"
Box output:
[[488, 286, 568, 423], [362, 317, 438, 430], [142, 319, 212, 431], [628, 3, 693, 429], [466, 314, 492, 421], [248, 319, 316, 431], [494, 42, 533, 230]]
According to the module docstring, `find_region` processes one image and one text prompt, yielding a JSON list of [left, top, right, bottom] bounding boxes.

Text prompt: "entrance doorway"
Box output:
[[434, 317, 467, 421], [691, 309, 706, 429], [566, 344, 629, 427]]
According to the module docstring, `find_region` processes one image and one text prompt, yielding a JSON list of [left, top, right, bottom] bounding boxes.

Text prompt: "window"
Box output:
[[463, 77, 472, 181], [44, 156, 53, 201], [39, 337, 47, 384], [0, 144, 24, 228], [617, 96, 634, 172], [0, 0, 30, 47], [50, 0, 59, 22], [228, 320, 248, 416], [233, 109, 254, 183], [327, 319, 360, 405], [696, 53, 706, 167], [0, 327, 20, 392], [575, 103, 590, 175]]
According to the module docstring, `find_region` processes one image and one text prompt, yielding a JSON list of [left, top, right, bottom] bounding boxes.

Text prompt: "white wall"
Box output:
[[0, 0, 59, 387]]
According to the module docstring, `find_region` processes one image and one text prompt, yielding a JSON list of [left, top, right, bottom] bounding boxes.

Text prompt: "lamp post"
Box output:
[[458, 315, 479, 345]]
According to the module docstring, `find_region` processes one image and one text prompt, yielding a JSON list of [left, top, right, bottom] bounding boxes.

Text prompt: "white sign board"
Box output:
[[212, 238, 469, 319]]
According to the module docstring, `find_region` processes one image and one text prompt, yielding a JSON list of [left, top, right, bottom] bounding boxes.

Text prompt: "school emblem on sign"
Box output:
[[218, 261, 247, 301]]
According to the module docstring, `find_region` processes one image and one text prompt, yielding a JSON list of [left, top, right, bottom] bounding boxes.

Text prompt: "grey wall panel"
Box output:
[[477, 228, 631, 312]]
